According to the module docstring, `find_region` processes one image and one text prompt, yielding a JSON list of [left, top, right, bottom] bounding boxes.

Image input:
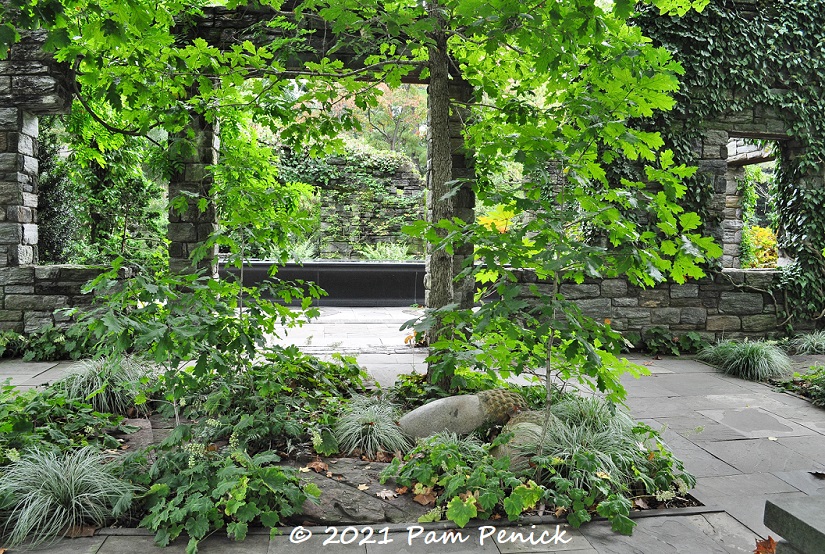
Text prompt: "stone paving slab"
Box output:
[[651, 373, 754, 397], [776, 436, 825, 463], [700, 438, 824, 474], [693, 473, 800, 498], [698, 407, 817, 439], [578, 514, 754, 553], [772, 470, 825, 495], [650, 427, 742, 478], [21, 536, 107, 554], [624, 356, 716, 374], [700, 492, 809, 540]]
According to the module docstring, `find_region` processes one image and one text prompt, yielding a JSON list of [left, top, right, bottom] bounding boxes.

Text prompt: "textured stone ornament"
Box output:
[[399, 389, 525, 439]]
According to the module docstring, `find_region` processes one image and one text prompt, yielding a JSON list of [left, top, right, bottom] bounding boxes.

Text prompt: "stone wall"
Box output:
[[0, 265, 121, 333], [519, 269, 811, 342], [317, 157, 425, 258]]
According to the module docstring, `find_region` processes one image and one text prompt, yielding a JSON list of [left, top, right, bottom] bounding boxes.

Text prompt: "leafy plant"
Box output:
[[57, 355, 153, 416], [0, 330, 25, 359], [0, 382, 130, 466], [334, 396, 411, 459], [698, 340, 792, 381], [781, 364, 825, 407], [356, 242, 416, 261], [790, 330, 825, 355], [381, 432, 540, 527], [136, 435, 314, 554], [0, 446, 137, 548], [643, 327, 709, 356]]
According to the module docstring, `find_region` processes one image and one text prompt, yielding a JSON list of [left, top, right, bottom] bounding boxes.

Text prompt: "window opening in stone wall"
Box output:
[[726, 137, 779, 269]]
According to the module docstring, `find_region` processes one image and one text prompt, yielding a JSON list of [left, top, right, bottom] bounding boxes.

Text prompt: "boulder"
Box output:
[[398, 389, 525, 439], [399, 394, 486, 438]]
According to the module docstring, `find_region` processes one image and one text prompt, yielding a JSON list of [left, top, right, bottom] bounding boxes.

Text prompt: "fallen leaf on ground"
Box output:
[[66, 525, 96, 538], [768, 437, 778, 441], [306, 460, 328, 473], [375, 451, 391, 463], [357, 484, 370, 491], [537, 502, 546, 517], [554, 506, 567, 518], [413, 493, 436, 506], [376, 489, 397, 500], [810, 471, 825, 480], [634, 498, 650, 510], [326, 471, 333, 478], [754, 536, 777, 554], [299, 467, 311, 473], [395, 486, 409, 495]]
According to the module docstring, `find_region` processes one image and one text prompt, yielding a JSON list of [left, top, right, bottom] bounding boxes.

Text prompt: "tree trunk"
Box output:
[[425, 9, 453, 385]]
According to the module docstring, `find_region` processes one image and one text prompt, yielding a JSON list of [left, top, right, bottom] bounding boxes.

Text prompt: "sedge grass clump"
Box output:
[[790, 330, 825, 355], [334, 396, 411, 459], [698, 340, 792, 381], [0, 447, 137, 548], [57, 355, 151, 416]]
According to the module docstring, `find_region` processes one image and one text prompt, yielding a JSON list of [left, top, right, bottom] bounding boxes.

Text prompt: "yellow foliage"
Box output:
[[742, 226, 778, 268], [478, 205, 515, 232]]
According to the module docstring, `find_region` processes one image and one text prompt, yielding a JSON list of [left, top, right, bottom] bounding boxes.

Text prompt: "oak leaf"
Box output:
[[413, 493, 437, 506], [306, 460, 328, 473], [754, 536, 777, 554], [376, 489, 397, 500]]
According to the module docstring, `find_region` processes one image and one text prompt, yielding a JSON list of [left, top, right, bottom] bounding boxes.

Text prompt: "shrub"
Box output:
[[698, 340, 792, 381], [57, 356, 152, 416], [335, 396, 411, 459], [0, 447, 136, 548], [741, 226, 778, 268], [790, 330, 825, 355]]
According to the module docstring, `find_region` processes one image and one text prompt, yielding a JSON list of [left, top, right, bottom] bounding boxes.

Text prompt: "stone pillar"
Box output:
[[167, 113, 219, 275], [449, 83, 475, 310], [424, 82, 475, 310], [0, 107, 38, 266], [722, 165, 744, 268], [698, 128, 736, 267]]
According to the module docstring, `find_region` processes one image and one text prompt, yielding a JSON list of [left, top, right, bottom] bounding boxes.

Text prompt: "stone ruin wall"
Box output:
[[317, 157, 425, 258], [519, 268, 810, 343]]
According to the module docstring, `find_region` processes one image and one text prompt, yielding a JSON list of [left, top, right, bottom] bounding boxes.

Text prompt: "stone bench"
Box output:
[[764, 496, 825, 554]]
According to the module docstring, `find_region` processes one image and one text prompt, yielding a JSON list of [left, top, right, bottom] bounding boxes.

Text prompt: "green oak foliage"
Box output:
[[1, 0, 713, 401]]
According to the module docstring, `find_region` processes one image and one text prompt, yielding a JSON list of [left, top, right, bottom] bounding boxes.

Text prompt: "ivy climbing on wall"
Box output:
[[278, 144, 425, 259], [636, 0, 825, 324]]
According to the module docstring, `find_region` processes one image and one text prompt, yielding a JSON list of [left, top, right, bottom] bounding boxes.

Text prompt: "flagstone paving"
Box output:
[[5, 307, 825, 553]]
